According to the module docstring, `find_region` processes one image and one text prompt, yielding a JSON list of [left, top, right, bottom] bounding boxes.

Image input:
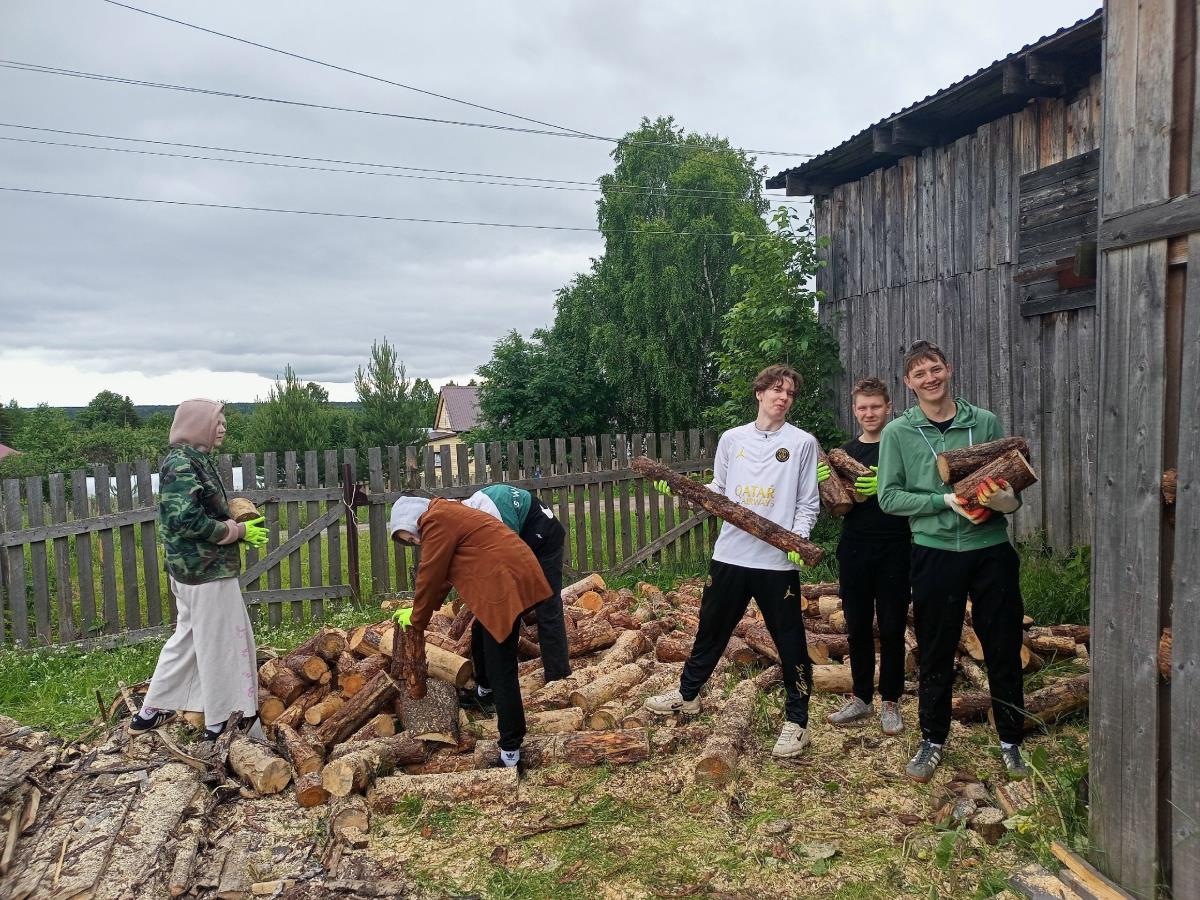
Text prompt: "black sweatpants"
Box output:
[[679, 560, 813, 726], [910, 542, 1025, 745], [521, 508, 571, 682], [470, 618, 526, 752], [836, 538, 911, 703]]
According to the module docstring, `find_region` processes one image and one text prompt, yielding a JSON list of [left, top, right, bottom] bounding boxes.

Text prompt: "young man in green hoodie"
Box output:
[[877, 341, 1029, 783]]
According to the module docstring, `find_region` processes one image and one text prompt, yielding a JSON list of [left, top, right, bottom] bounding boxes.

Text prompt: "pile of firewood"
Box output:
[[819, 437, 1038, 519]]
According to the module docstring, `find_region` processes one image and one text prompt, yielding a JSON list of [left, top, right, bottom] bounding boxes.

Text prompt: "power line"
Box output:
[[0, 185, 788, 236], [97, 1, 816, 159], [0, 125, 802, 203], [0, 58, 813, 158]]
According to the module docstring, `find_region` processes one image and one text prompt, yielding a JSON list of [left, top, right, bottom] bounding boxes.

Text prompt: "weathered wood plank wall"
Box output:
[[815, 75, 1103, 549], [1090, 0, 1196, 896]]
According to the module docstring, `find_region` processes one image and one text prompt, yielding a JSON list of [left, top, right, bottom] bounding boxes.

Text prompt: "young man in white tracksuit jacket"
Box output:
[[644, 364, 820, 757]]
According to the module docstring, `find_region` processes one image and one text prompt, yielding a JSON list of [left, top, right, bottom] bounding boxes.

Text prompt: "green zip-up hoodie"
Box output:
[[877, 398, 1017, 552]]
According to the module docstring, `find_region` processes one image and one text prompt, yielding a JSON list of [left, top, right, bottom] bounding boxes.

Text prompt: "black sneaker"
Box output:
[[458, 687, 496, 715], [127, 709, 176, 735], [1001, 745, 1031, 780], [905, 739, 944, 783]]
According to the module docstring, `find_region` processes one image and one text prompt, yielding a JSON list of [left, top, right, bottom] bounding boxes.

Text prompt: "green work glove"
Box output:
[[786, 550, 807, 569], [854, 465, 879, 497], [392, 606, 413, 630], [652, 479, 672, 497], [241, 516, 268, 548], [816, 463, 831, 484]]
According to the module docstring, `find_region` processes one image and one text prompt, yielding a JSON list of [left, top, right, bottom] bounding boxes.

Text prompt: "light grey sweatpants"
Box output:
[[143, 576, 262, 737]]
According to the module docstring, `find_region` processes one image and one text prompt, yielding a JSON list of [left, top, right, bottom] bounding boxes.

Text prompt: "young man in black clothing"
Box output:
[[817, 377, 911, 735]]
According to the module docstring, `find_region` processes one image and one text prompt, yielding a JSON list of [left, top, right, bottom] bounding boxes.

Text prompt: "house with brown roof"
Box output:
[[0, 443, 19, 462], [426, 385, 480, 477]]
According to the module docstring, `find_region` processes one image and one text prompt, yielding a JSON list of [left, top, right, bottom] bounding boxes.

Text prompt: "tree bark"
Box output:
[[477, 707, 584, 740], [1046, 624, 1091, 645], [801, 581, 840, 600], [1012, 674, 1089, 731], [347, 714, 396, 744], [369, 767, 519, 809], [631, 456, 825, 565], [567, 615, 619, 658], [349, 621, 396, 658], [569, 660, 653, 713], [1159, 627, 1172, 679], [265, 668, 308, 706], [339, 653, 388, 697], [694, 677, 759, 784], [473, 730, 650, 769], [952, 449, 1039, 521], [951, 690, 992, 721], [655, 635, 693, 663], [304, 694, 345, 726], [274, 722, 324, 777], [1022, 631, 1078, 656], [322, 733, 428, 797], [313, 672, 400, 749], [398, 677, 460, 744], [403, 751, 479, 775], [291, 626, 348, 663], [1163, 468, 1177, 506], [258, 689, 285, 726], [827, 448, 872, 503], [959, 656, 989, 692], [228, 736, 291, 794], [598, 628, 651, 666], [293, 770, 329, 808], [272, 684, 331, 732], [561, 572, 607, 605], [936, 437, 1031, 484]]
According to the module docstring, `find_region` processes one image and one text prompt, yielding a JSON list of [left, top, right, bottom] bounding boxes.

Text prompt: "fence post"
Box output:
[[343, 461, 361, 605]]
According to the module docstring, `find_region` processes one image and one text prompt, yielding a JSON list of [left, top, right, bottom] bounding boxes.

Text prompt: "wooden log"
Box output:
[[283, 653, 330, 683], [812, 664, 856, 694], [347, 714, 396, 743], [274, 723, 323, 776], [810, 632, 850, 661], [1023, 630, 1078, 656], [587, 701, 623, 730], [403, 751, 479, 775], [1015, 674, 1089, 731], [446, 604, 475, 641], [573, 590, 605, 611], [228, 736, 292, 794], [348, 621, 395, 657], [569, 660, 653, 713], [561, 572, 607, 605], [258, 657, 280, 688], [398, 677, 460, 744], [655, 634, 693, 663], [330, 795, 371, 843], [969, 807, 1007, 845], [953, 450, 1039, 521], [959, 656, 989, 691], [266, 667, 307, 706], [473, 729, 650, 769], [813, 447, 855, 516], [801, 582, 839, 600], [298, 697, 341, 729], [217, 848, 251, 899], [1159, 627, 1172, 679], [258, 689, 285, 726], [477, 707, 584, 739], [1047, 624, 1091, 645], [273, 684, 330, 732], [567, 614, 619, 657], [817, 595, 842, 618], [597, 628, 651, 666], [322, 733, 428, 797], [936, 437, 1031, 483], [339, 654, 388, 697], [369, 767, 519, 809], [724, 635, 758, 666], [959, 624, 985, 661], [314, 671, 400, 748], [168, 830, 200, 897], [294, 770, 329, 807], [828, 610, 847, 631], [695, 677, 759, 783], [827, 448, 872, 502], [740, 621, 781, 663], [631, 455, 825, 564], [291, 626, 348, 663], [1162, 467, 1177, 506]]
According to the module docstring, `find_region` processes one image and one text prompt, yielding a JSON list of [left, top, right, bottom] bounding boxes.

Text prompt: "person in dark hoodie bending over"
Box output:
[[389, 496, 550, 769], [877, 341, 1029, 783]]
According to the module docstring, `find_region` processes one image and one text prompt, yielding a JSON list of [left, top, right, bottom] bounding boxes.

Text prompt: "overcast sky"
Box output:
[[1, 0, 1099, 406]]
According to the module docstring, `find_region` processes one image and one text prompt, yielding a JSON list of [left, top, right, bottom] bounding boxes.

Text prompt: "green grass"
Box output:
[[1018, 535, 1091, 625]]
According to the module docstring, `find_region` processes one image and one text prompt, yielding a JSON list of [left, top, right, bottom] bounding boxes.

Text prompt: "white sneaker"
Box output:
[[827, 696, 873, 727], [772, 721, 810, 758], [643, 689, 701, 715]]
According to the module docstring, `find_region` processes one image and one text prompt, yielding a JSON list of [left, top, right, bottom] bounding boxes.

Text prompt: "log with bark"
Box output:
[[304, 694, 345, 726], [274, 723, 324, 777], [322, 733, 428, 797], [936, 437, 1031, 484], [272, 684, 331, 732], [1163, 468, 1177, 506], [294, 770, 329, 807], [953, 450, 1039, 521], [258, 689, 285, 726], [815, 447, 854, 516], [569, 659, 653, 714], [811, 663, 878, 694], [348, 622, 395, 658], [228, 736, 292, 794], [263, 667, 308, 706], [959, 656, 989, 692], [291, 626, 348, 663], [477, 707, 584, 740], [369, 767, 519, 809], [347, 714, 396, 744], [567, 615, 619, 657], [959, 625, 985, 662], [1046, 624, 1091, 645], [1013, 674, 1089, 731], [398, 678, 460, 744], [801, 582, 840, 600], [314, 672, 400, 749], [1159, 627, 1172, 679], [631, 456, 825, 565], [827, 448, 873, 503], [561, 573, 607, 605], [694, 676, 759, 784], [338, 654, 388, 697], [403, 751, 479, 776], [655, 635, 693, 663], [473, 729, 650, 770], [951, 691, 992, 722], [1022, 629, 1078, 657], [330, 795, 371, 844]]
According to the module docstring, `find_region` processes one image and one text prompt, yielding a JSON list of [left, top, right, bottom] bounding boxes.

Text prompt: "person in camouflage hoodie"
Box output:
[[130, 399, 268, 739]]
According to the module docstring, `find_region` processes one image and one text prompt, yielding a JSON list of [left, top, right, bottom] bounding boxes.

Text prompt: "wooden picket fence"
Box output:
[[0, 430, 719, 648]]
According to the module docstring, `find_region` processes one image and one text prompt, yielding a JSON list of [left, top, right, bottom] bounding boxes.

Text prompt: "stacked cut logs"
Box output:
[[935, 436, 1038, 523]]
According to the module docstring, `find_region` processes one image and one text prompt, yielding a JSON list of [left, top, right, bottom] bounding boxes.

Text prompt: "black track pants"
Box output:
[[836, 538, 912, 703], [910, 542, 1026, 745], [470, 618, 526, 751], [679, 560, 813, 726]]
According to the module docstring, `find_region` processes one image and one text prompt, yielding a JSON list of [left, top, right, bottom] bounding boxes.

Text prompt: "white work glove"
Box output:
[[943, 492, 988, 524], [976, 477, 1019, 514]]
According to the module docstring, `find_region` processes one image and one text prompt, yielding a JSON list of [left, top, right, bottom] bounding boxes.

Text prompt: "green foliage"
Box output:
[[1018, 537, 1091, 625], [410, 378, 437, 427], [352, 338, 428, 450], [471, 328, 616, 443], [77, 390, 140, 429], [245, 365, 338, 456], [707, 205, 844, 447]]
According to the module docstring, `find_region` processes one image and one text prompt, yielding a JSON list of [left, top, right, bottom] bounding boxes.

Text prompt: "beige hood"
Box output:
[[169, 399, 224, 451]]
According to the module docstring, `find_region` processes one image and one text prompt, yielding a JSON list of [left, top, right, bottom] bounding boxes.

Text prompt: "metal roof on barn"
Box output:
[[766, 10, 1103, 196]]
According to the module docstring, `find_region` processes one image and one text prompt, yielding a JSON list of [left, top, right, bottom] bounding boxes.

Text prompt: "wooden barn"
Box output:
[[774, 3, 1199, 896], [769, 11, 1103, 549]]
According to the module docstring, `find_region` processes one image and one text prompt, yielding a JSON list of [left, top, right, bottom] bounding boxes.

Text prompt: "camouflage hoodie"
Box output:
[[159, 399, 245, 584]]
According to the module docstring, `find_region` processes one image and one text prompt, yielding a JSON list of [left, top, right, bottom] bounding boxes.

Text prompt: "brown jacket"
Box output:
[[410, 498, 551, 642]]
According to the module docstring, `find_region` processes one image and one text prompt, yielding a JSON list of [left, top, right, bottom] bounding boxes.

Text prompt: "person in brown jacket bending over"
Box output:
[[389, 495, 550, 769]]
